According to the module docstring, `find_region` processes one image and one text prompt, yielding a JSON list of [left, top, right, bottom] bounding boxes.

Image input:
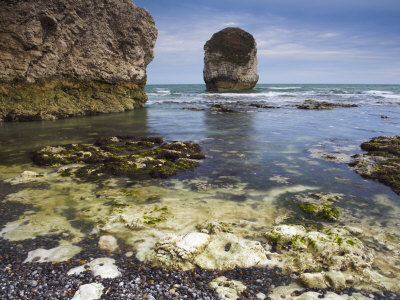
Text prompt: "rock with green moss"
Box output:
[[31, 136, 205, 180], [350, 136, 400, 195], [279, 192, 342, 224], [0, 0, 157, 121], [203, 27, 259, 91], [295, 193, 342, 222], [265, 225, 373, 275]]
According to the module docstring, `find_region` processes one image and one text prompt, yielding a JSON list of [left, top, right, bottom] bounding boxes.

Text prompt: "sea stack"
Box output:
[[0, 0, 157, 121], [203, 27, 258, 92]]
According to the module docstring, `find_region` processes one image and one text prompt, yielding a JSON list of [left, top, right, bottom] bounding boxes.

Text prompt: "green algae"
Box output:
[[351, 136, 400, 195], [31, 136, 205, 181], [142, 206, 169, 225], [0, 80, 147, 122]]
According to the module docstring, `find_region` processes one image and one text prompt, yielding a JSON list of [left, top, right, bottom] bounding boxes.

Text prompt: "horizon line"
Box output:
[[146, 82, 400, 85]]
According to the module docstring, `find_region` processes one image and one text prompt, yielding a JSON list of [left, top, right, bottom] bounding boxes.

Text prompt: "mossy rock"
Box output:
[[31, 136, 205, 181], [299, 203, 340, 222], [0, 80, 147, 122], [350, 136, 400, 194]]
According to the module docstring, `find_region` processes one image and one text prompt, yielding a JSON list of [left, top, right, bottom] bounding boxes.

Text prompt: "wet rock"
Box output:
[[98, 235, 118, 252], [0, 0, 157, 121], [265, 225, 373, 275], [204, 27, 259, 91], [295, 192, 342, 222], [209, 276, 246, 300], [210, 104, 239, 113], [248, 103, 278, 109], [30, 136, 205, 180], [349, 136, 400, 195], [295, 100, 358, 110], [196, 220, 233, 234], [298, 272, 328, 288], [182, 106, 205, 111]]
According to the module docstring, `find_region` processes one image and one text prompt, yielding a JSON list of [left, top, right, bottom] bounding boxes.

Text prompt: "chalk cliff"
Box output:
[[0, 0, 157, 121], [203, 27, 258, 92]]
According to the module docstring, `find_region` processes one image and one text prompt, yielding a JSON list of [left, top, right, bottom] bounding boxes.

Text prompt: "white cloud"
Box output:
[[320, 32, 340, 38]]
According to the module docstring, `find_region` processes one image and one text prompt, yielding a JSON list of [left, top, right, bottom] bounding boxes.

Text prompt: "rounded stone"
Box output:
[[98, 235, 118, 252], [203, 27, 259, 91]]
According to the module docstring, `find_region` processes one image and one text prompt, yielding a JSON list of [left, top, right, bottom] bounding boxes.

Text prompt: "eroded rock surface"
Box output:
[[350, 136, 400, 195], [152, 232, 270, 271], [209, 276, 246, 300], [0, 0, 157, 121], [203, 27, 258, 91], [30, 136, 205, 180]]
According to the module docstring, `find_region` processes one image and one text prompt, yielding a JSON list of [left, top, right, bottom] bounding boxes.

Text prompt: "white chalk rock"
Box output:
[[71, 283, 104, 300], [194, 233, 268, 271], [24, 244, 81, 263], [153, 232, 210, 270], [98, 235, 118, 252], [209, 276, 246, 300], [68, 257, 121, 279]]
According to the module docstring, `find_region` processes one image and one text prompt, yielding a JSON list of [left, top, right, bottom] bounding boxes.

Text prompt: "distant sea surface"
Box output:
[[146, 83, 400, 107]]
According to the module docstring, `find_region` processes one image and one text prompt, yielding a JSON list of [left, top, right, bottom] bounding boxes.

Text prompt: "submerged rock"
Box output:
[[209, 276, 246, 300], [295, 100, 358, 110], [0, 0, 157, 121], [98, 235, 118, 252], [182, 106, 205, 111], [203, 27, 259, 91], [210, 104, 239, 113], [349, 136, 400, 194], [295, 193, 342, 222], [30, 136, 205, 180]]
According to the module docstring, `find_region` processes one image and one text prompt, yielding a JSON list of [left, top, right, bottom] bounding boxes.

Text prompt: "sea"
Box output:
[[0, 83, 400, 277]]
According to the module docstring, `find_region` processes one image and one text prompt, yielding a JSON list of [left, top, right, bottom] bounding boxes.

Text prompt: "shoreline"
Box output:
[[2, 234, 398, 300]]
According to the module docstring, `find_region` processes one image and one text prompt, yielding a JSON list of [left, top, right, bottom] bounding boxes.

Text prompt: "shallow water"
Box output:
[[1, 84, 400, 284]]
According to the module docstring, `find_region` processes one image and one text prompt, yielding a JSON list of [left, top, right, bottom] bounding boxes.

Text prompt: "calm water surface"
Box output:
[[1, 84, 400, 260]]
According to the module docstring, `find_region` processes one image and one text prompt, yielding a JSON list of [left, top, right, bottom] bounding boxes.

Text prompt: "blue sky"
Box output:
[[135, 0, 400, 84]]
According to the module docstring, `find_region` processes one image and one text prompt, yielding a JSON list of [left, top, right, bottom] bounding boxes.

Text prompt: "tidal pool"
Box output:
[[1, 84, 400, 297]]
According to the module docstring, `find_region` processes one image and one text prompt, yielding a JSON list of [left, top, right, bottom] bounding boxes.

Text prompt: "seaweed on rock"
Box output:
[[350, 136, 400, 195], [30, 136, 205, 181]]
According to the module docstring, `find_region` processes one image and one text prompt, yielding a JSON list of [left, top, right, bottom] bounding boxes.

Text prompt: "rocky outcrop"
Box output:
[[203, 27, 258, 92], [0, 0, 157, 121], [350, 136, 400, 194]]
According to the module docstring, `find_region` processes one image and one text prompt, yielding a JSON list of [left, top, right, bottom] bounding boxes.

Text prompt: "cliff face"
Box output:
[[203, 27, 258, 92], [0, 0, 157, 121]]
